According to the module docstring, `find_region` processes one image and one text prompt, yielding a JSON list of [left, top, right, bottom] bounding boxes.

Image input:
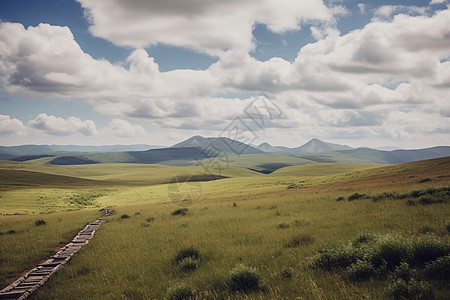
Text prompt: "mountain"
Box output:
[[256, 142, 291, 153], [257, 138, 352, 154], [0, 144, 162, 161], [172, 135, 264, 155], [293, 138, 352, 153]]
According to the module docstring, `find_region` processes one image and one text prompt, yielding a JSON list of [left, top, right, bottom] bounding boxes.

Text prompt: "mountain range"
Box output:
[[1, 136, 450, 171]]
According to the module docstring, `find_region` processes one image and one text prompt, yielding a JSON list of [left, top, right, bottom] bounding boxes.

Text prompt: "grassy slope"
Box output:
[[0, 157, 449, 298], [33, 157, 450, 299]]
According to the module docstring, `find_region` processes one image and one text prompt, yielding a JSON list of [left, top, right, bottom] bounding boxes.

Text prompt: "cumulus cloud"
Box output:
[[0, 115, 26, 135], [28, 113, 97, 136], [76, 0, 332, 54], [1, 5, 450, 147], [102, 119, 146, 138]]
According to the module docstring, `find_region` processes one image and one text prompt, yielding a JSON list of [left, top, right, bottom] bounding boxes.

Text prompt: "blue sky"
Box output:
[[0, 0, 449, 148]]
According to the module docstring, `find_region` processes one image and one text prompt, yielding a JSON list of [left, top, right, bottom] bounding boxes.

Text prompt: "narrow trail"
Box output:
[[0, 209, 113, 300]]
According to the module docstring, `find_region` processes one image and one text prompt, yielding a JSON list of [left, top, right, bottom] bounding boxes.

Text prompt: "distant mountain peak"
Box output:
[[172, 135, 263, 155], [296, 138, 352, 153]]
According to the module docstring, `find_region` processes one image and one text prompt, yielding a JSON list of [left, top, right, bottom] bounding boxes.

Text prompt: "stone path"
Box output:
[[0, 209, 112, 300]]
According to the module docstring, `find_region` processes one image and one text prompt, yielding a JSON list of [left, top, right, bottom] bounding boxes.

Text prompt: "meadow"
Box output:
[[0, 157, 449, 299]]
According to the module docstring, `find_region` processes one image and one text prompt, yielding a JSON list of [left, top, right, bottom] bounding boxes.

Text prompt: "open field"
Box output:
[[0, 157, 449, 299]]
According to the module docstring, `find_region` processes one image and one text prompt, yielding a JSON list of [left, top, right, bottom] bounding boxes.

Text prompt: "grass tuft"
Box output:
[[229, 264, 262, 292]]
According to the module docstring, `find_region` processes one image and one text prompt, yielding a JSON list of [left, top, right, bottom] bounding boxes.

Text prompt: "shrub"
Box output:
[[446, 223, 450, 233], [35, 219, 46, 226], [418, 178, 432, 183], [313, 246, 359, 269], [277, 223, 290, 229], [285, 234, 314, 248], [406, 200, 416, 206], [174, 247, 200, 263], [233, 202, 237, 207], [172, 208, 189, 216], [336, 196, 345, 201], [387, 278, 433, 300], [6, 229, 16, 235], [120, 214, 130, 219], [178, 257, 199, 272], [146, 217, 155, 223], [166, 283, 195, 300], [369, 237, 409, 270], [229, 264, 261, 291], [348, 193, 366, 201], [424, 254, 450, 279], [346, 259, 375, 281], [409, 238, 449, 266], [134, 211, 141, 215]]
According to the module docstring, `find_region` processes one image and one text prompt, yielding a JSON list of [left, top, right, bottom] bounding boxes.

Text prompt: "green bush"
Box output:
[[409, 238, 449, 266], [424, 254, 450, 279], [35, 219, 46, 226], [313, 246, 359, 269], [174, 247, 200, 263], [406, 200, 416, 206], [178, 257, 199, 272], [229, 264, 262, 291], [387, 278, 433, 300], [166, 283, 195, 300], [418, 178, 432, 183], [346, 259, 375, 281], [348, 193, 366, 201], [277, 222, 290, 229], [172, 208, 189, 216], [369, 238, 409, 270]]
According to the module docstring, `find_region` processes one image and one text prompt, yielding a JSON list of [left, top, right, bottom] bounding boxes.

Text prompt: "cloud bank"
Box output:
[[0, 2, 449, 147]]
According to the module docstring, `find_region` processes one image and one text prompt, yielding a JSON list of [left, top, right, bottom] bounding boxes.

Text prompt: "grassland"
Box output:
[[0, 157, 449, 299]]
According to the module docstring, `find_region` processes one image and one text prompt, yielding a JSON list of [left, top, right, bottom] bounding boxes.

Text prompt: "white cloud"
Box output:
[[76, 0, 332, 54], [358, 3, 366, 14], [430, 0, 447, 4], [28, 113, 97, 136], [0, 115, 26, 135], [102, 119, 146, 138], [1, 5, 450, 148]]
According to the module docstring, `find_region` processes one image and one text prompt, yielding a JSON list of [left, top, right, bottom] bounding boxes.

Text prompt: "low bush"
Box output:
[[146, 217, 155, 223], [336, 196, 345, 201], [229, 264, 262, 291], [174, 247, 200, 263], [120, 214, 130, 219], [35, 219, 46, 226], [424, 254, 450, 279], [409, 238, 450, 266], [178, 257, 199, 272], [6, 229, 16, 234], [387, 278, 433, 300], [172, 208, 189, 216], [277, 223, 290, 229], [348, 193, 367, 201], [418, 178, 432, 183], [346, 259, 375, 281]]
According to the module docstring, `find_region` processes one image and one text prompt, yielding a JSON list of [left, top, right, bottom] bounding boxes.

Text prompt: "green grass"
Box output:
[[0, 209, 101, 289], [0, 157, 449, 298]]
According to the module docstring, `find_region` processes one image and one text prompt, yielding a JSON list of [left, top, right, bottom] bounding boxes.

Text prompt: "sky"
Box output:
[[0, 0, 449, 149]]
